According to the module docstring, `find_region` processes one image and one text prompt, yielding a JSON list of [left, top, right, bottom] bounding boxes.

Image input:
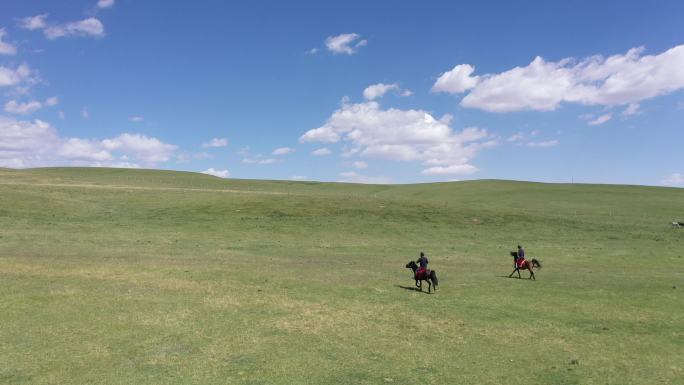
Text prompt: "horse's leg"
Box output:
[[427, 279, 431, 293], [509, 268, 517, 278]]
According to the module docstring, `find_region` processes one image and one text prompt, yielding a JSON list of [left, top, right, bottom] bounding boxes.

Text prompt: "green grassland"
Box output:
[[0, 167, 682, 384]]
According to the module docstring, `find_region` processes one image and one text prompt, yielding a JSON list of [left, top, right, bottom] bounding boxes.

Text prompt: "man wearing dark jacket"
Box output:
[[416, 252, 429, 279]]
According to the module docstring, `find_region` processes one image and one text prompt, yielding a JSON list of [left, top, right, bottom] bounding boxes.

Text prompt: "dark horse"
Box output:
[[509, 251, 542, 280], [405, 261, 439, 293]]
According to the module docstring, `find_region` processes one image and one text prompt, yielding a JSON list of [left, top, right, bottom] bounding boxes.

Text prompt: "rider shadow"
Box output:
[[396, 285, 432, 294]]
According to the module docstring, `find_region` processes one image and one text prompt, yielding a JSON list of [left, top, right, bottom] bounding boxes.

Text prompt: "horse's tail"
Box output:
[[430, 270, 438, 288], [531, 258, 542, 268]]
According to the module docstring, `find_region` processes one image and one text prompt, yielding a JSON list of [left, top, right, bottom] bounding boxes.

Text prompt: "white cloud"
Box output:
[[97, 0, 115, 9], [622, 103, 640, 116], [0, 64, 33, 87], [587, 113, 612, 126], [422, 164, 478, 176], [300, 100, 497, 175], [101, 133, 177, 162], [431, 64, 479, 93], [507, 133, 524, 142], [272, 147, 295, 155], [290, 175, 307, 181], [58, 111, 65, 120], [311, 147, 331, 156], [128, 116, 144, 122], [4, 100, 42, 115], [305, 47, 319, 55], [0, 29, 17, 55], [338, 171, 391, 184], [201, 168, 230, 178], [662, 173, 684, 186], [44, 17, 104, 39], [363, 83, 412, 100], [81, 108, 89, 119], [242, 158, 278, 165], [45, 96, 59, 106], [526, 140, 559, 148], [352, 161, 367, 169], [0, 116, 176, 168], [436, 44, 684, 112], [202, 137, 228, 148], [325, 33, 366, 55], [19, 14, 48, 31], [58, 138, 113, 161]]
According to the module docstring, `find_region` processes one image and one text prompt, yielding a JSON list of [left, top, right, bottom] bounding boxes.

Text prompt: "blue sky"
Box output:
[[1, 0, 683, 186]]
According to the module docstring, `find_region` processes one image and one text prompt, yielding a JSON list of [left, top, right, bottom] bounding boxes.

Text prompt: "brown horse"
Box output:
[[405, 260, 439, 293], [509, 251, 542, 280]]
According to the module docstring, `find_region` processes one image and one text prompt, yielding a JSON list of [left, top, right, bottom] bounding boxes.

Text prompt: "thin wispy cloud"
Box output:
[[662, 173, 684, 186], [20, 14, 104, 39], [201, 168, 230, 178], [363, 83, 412, 100], [97, 0, 115, 9], [325, 33, 367, 55], [587, 113, 612, 126], [272, 147, 295, 155], [202, 138, 228, 148], [0, 29, 17, 55]]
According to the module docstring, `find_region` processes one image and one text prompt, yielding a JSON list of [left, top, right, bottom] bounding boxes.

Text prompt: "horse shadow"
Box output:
[[396, 285, 432, 294]]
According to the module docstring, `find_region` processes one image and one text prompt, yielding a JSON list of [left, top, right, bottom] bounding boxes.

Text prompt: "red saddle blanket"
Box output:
[[516, 258, 527, 268], [415, 268, 431, 280]]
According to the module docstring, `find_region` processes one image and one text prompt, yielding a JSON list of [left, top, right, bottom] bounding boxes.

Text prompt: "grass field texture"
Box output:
[[1, 167, 683, 384]]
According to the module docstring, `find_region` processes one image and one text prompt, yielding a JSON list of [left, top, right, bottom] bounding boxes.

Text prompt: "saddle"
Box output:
[[415, 268, 431, 280]]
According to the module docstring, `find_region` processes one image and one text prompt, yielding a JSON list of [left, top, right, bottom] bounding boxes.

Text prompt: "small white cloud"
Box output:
[[101, 133, 177, 163], [526, 140, 559, 148], [507, 133, 524, 142], [421, 164, 478, 176], [363, 83, 412, 100], [305, 47, 319, 55], [128, 116, 144, 122], [58, 111, 65, 120], [290, 175, 307, 181], [45, 96, 59, 106], [44, 17, 104, 39], [202, 137, 228, 148], [81, 108, 89, 119], [242, 158, 279, 165], [662, 173, 684, 186], [19, 14, 49, 31], [431, 64, 479, 93], [201, 168, 230, 178], [0, 63, 34, 87], [587, 113, 612, 126], [338, 171, 391, 184], [312, 147, 331, 156], [272, 147, 295, 155], [352, 161, 368, 169], [97, 0, 115, 9], [0, 29, 17, 55], [325, 33, 366, 55], [4, 100, 42, 115], [621, 103, 640, 116], [58, 138, 113, 161]]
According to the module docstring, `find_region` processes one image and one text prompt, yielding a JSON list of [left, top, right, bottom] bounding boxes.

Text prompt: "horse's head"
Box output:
[[510, 251, 518, 259], [406, 260, 417, 270]]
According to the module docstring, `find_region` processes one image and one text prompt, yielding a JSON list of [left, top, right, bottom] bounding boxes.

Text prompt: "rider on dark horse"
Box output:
[[416, 252, 429, 279], [516, 245, 526, 268]]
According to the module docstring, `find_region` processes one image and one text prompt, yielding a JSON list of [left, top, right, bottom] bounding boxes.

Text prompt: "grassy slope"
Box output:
[[0, 167, 682, 385]]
